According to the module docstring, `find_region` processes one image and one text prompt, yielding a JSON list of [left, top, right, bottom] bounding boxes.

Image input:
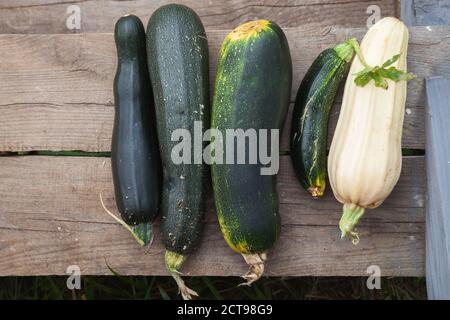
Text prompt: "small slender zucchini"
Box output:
[[111, 14, 161, 246], [146, 4, 209, 299], [290, 39, 355, 198], [211, 20, 292, 285]]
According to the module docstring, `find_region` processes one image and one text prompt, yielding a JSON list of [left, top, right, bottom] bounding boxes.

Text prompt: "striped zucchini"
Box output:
[[211, 20, 292, 285], [290, 39, 355, 198], [146, 4, 209, 299]]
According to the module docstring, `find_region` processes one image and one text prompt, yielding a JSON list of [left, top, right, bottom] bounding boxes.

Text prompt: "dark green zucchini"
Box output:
[[290, 39, 355, 198], [211, 20, 292, 285], [146, 4, 209, 299], [111, 14, 161, 246]]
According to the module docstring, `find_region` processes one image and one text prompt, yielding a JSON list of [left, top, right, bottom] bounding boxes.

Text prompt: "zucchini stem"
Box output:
[[239, 252, 267, 286], [131, 223, 153, 247], [346, 38, 371, 68], [165, 250, 199, 300], [308, 186, 324, 198], [333, 38, 357, 63], [339, 203, 365, 244], [99, 192, 148, 247], [347, 38, 416, 89]]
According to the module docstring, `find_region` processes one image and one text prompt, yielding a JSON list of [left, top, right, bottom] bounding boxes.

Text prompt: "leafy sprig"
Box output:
[[348, 40, 416, 89]]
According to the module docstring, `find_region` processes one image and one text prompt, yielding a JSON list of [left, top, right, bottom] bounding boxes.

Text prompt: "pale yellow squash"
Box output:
[[328, 17, 409, 241]]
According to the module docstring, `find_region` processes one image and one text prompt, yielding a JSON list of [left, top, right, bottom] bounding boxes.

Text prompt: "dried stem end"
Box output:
[[165, 250, 199, 300], [239, 252, 268, 286]]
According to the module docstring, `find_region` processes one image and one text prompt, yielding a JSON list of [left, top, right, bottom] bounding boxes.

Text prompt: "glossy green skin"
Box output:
[[211, 21, 292, 254], [290, 48, 349, 195], [146, 4, 209, 255], [112, 15, 161, 226]]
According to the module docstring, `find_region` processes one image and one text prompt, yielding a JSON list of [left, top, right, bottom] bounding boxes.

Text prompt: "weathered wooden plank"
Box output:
[[280, 102, 424, 151], [0, 0, 399, 34], [401, 0, 416, 26], [401, 0, 450, 26], [0, 155, 424, 276], [425, 76, 450, 299], [1, 25, 446, 152]]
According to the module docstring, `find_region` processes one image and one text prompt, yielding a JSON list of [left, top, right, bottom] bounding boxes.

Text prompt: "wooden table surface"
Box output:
[[0, 0, 400, 33], [0, 0, 446, 277]]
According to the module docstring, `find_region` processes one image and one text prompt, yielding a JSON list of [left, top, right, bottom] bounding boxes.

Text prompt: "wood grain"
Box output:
[[0, 0, 399, 34], [0, 155, 424, 276], [1, 25, 447, 152], [425, 77, 450, 299], [401, 0, 450, 27]]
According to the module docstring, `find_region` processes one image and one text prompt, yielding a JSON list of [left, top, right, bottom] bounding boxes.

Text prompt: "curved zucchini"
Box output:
[[211, 20, 292, 285], [111, 14, 161, 246], [290, 39, 355, 198], [146, 4, 209, 299]]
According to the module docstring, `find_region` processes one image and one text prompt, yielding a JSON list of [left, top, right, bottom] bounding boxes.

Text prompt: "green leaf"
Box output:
[[354, 71, 373, 87], [105, 260, 123, 277], [353, 66, 373, 77], [382, 54, 401, 68], [379, 67, 416, 82], [372, 70, 389, 89], [351, 46, 416, 89], [158, 286, 171, 300], [202, 277, 224, 300]]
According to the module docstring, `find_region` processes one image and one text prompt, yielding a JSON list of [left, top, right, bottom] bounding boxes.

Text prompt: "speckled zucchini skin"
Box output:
[[290, 48, 351, 198], [211, 20, 292, 254], [146, 4, 209, 255], [112, 15, 161, 226]]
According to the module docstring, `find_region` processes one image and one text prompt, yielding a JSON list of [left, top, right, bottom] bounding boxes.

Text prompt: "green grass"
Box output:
[[0, 276, 427, 300], [402, 149, 425, 156]]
